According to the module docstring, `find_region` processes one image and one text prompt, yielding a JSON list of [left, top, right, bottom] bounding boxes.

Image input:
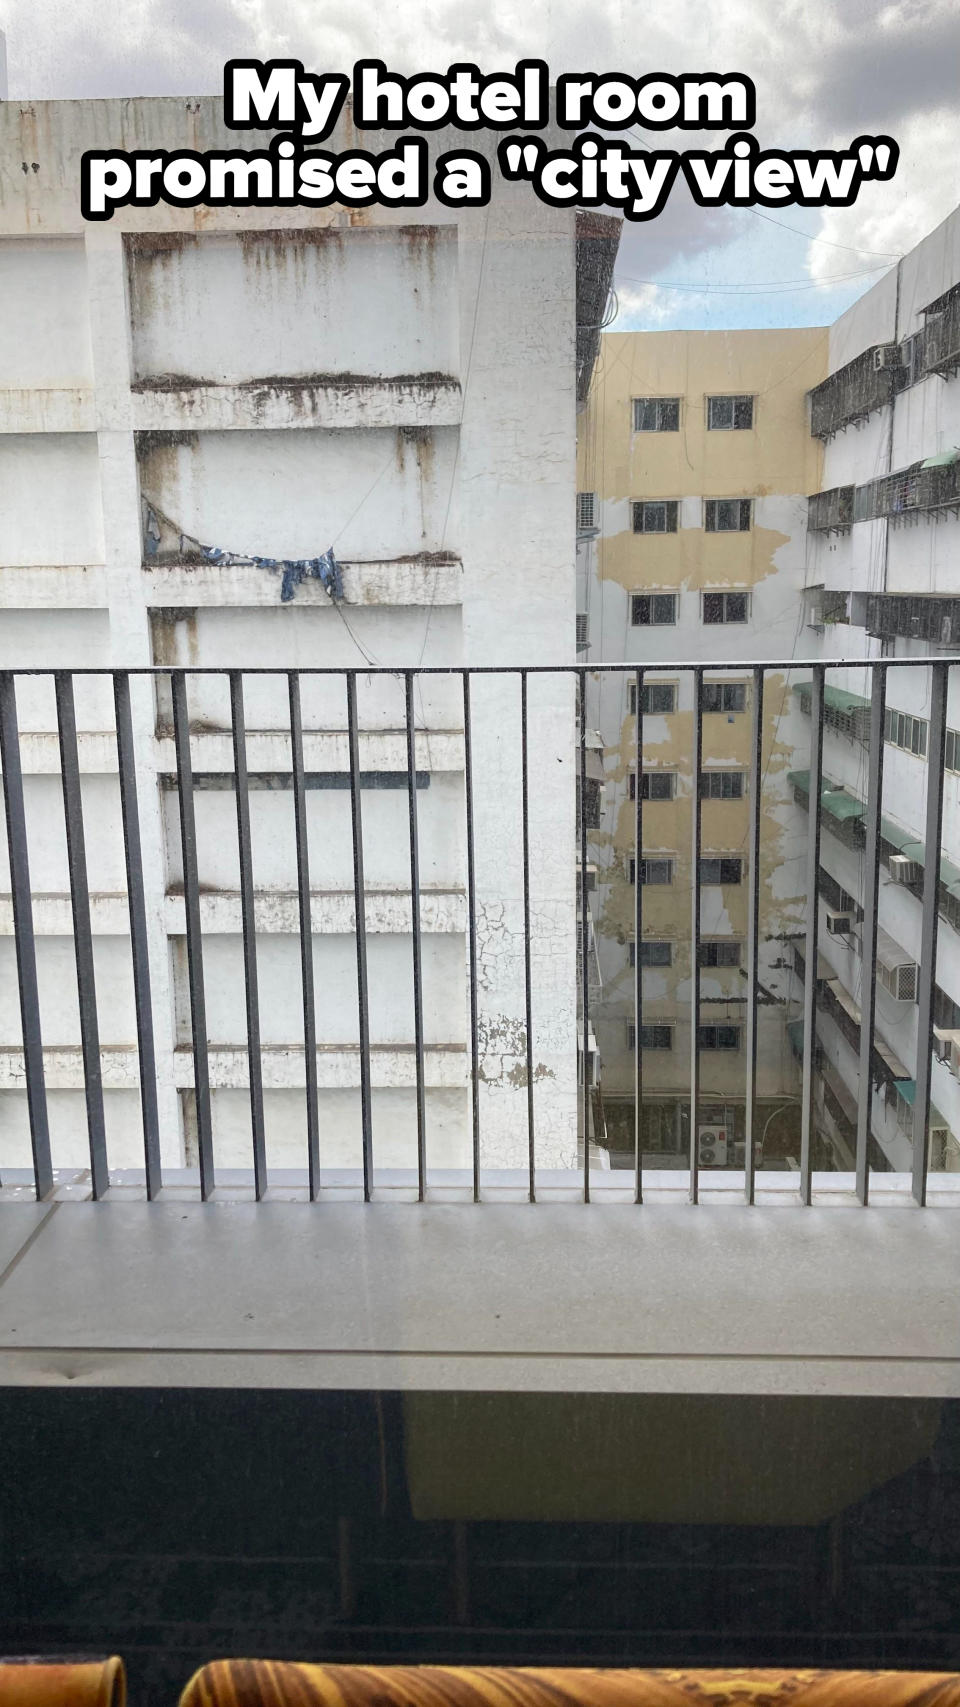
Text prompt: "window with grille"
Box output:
[[946, 729, 960, 772], [631, 592, 677, 624], [703, 590, 749, 623], [697, 1024, 742, 1050], [630, 939, 673, 967], [630, 857, 674, 885], [707, 394, 754, 430], [630, 770, 676, 800], [885, 706, 928, 757], [628, 1022, 674, 1050], [702, 682, 747, 713], [629, 683, 676, 715], [576, 613, 589, 648], [700, 771, 745, 799], [700, 856, 743, 885], [632, 500, 679, 534], [576, 491, 596, 530], [633, 397, 680, 432], [699, 940, 742, 967], [704, 499, 752, 532]]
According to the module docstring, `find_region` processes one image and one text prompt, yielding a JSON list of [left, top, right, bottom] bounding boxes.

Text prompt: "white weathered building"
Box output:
[[0, 95, 618, 1180], [803, 202, 960, 1172]]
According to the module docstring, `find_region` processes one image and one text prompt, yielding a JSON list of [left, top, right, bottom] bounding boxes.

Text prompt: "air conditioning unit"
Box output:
[[698, 1124, 728, 1168], [873, 344, 902, 372], [889, 854, 923, 884], [877, 961, 919, 1002], [825, 906, 853, 935]]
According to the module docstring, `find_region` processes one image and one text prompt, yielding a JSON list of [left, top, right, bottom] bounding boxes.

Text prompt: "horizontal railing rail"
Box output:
[[0, 658, 957, 1207]]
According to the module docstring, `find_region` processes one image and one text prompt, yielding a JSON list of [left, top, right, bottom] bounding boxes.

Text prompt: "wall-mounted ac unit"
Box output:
[[825, 906, 853, 935], [873, 344, 902, 371], [889, 854, 922, 884], [698, 1125, 728, 1168], [877, 960, 919, 1002]]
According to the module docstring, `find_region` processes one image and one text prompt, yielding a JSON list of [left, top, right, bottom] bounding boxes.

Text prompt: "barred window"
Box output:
[[700, 771, 745, 799], [629, 939, 673, 967], [705, 499, 752, 532], [700, 856, 743, 885], [707, 394, 754, 430], [946, 729, 960, 773], [699, 940, 742, 967], [702, 682, 747, 713], [630, 770, 676, 800], [633, 396, 680, 432], [630, 857, 674, 885], [628, 1022, 674, 1050], [632, 500, 679, 534], [703, 590, 750, 623], [629, 682, 676, 715], [698, 1024, 742, 1050], [631, 592, 677, 625]]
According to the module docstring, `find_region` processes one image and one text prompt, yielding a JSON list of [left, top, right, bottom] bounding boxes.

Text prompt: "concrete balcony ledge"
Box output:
[[0, 567, 108, 607], [0, 888, 467, 936], [143, 555, 463, 608], [0, 386, 96, 433], [0, 729, 466, 775], [130, 374, 463, 432], [0, 1043, 468, 1091], [1, 1194, 960, 1394]]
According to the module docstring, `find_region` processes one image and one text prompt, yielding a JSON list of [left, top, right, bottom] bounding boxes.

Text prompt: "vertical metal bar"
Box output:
[[405, 672, 427, 1201], [0, 673, 52, 1199], [462, 673, 481, 1201], [289, 673, 320, 1199], [346, 672, 373, 1200], [799, 663, 825, 1206], [744, 667, 764, 1205], [114, 673, 161, 1198], [856, 665, 887, 1205], [56, 672, 108, 1199], [690, 668, 703, 1204], [634, 668, 644, 1204], [171, 670, 214, 1199], [230, 671, 266, 1200], [579, 669, 591, 1202], [520, 671, 536, 1201], [913, 660, 948, 1206]]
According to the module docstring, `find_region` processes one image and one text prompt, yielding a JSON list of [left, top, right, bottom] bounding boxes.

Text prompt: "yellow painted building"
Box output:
[[577, 329, 829, 1168]]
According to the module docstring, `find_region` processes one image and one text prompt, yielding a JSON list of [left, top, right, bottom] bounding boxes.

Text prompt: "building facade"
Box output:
[[0, 94, 618, 1180]]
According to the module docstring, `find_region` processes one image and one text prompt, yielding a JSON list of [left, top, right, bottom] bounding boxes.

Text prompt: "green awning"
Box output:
[[786, 769, 865, 821], [821, 787, 865, 822], [791, 682, 870, 713], [881, 816, 915, 851], [921, 448, 960, 468], [894, 1080, 947, 1128]]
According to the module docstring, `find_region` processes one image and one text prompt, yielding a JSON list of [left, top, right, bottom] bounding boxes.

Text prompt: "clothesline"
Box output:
[[142, 497, 344, 605]]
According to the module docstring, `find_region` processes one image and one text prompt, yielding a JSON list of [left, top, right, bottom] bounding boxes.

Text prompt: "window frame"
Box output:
[[698, 940, 743, 968], [706, 394, 755, 431], [632, 500, 679, 535], [631, 591, 678, 626], [630, 856, 675, 886], [629, 682, 677, 716], [699, 770, 746, 800], [702, 589, 750, 624], [628, 1021, 674, 1050], [699, 855, 744, 886], [702, 681, 748, 714], [704, 499, 753, 534], [633, 396, 681, 433], [629, 770, 676, 801], [576, 490, 596, 530], [630, 939, 674, 968], [697, 1023, 743, 1050]]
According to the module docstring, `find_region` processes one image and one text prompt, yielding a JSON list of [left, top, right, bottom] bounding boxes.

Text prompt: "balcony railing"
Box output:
[[1, 661, 959, 1209]]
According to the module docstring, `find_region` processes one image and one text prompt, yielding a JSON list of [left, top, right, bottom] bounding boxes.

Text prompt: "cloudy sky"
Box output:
[[2, 0, 958, 331]]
